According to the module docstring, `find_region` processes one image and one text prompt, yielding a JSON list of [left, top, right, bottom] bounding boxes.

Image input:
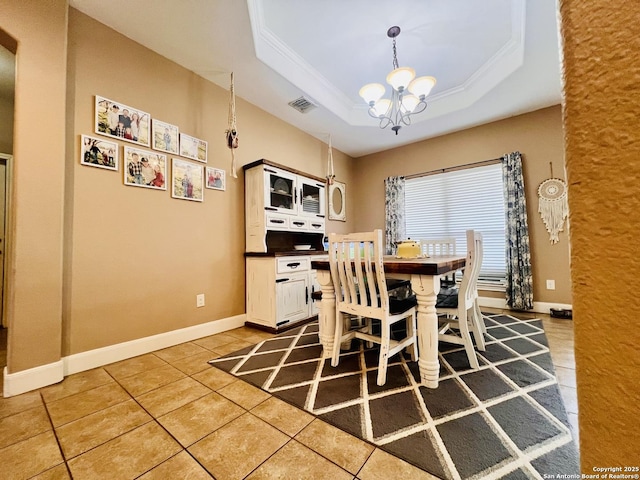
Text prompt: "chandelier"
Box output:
[[359, 26, 436, 135]]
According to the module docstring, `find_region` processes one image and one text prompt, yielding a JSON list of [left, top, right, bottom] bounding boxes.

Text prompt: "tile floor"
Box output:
[[0, 309, 577, 479]]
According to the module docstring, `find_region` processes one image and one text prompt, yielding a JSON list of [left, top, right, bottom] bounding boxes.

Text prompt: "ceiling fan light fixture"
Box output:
[[360, 25, 435, 134]]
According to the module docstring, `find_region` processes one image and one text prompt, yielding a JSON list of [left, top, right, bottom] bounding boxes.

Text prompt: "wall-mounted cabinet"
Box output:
[[245, 160, 325, 252]]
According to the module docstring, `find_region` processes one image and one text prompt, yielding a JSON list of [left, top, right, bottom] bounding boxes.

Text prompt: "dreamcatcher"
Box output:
[[225, 72, 239, 178], [326, 134, 335, 185], [538, 162, 569, 244]]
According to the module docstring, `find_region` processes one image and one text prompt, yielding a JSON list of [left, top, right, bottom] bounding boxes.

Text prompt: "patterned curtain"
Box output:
[[384, 176, 406, 255], [502, 152, 534, 310]]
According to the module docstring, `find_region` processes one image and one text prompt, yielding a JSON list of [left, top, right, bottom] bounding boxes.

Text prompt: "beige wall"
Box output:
[[63, 10, 356, 355], [2, 3, 355, 376], [1, 0, 68, 373], [559, 0, 640, 468], [352, 106, 572, 306]]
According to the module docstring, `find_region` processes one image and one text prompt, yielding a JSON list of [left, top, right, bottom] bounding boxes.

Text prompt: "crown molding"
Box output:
[[248, 0, 527, 127]]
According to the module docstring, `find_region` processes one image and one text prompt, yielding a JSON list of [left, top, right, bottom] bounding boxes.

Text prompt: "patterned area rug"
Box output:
[[209, 314, 580, 479]]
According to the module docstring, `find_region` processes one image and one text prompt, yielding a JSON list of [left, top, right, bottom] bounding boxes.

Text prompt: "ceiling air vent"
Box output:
[[288, 96, 317, 114]]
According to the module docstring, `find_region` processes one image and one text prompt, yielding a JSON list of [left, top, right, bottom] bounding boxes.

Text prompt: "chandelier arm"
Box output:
[[378, 116, 393, 129], [366, 106, 394, 129], [392, 106, 404, 126], [398, 111, 412, 127], [411, 101, 428, 115], [366, 108, 380, 120]]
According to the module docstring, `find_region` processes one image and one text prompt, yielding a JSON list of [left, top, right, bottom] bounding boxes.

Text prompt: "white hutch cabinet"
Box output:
[[245, 161, 325, 252], [244, 160, 326, 332]]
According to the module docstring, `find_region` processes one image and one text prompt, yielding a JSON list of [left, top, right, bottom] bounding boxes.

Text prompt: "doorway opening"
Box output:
[[0, 36, 16, 370]]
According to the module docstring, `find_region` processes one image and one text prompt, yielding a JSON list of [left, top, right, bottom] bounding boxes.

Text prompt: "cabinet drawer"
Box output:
[[308, 219, 325, 232], [266, 213, 289, 230], [276, 257, 310, 274], [290, 218, 308, 230]]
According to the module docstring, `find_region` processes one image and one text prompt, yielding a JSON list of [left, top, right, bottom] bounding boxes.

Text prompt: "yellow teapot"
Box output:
[[395, 239, 421, 258]]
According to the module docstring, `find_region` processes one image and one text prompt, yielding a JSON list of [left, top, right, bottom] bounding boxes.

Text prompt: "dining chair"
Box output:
[[419, 237, 457, 257], [420, 237, 457, 286], [436, 230, 485, 369], [328, 230, 418, 386]]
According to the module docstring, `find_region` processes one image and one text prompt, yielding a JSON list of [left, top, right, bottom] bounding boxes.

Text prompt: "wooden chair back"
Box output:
[[328, 229, 388, 320], [420, 237, 457, 257], [459, 230, 483, 309]]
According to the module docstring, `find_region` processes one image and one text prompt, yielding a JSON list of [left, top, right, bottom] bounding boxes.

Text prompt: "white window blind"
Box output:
[[404, 163, 506, 285]]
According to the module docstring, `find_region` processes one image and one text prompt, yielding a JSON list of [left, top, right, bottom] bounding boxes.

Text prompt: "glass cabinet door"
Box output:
[[264, 167, 296, 214], [298, 177, 325, 217]]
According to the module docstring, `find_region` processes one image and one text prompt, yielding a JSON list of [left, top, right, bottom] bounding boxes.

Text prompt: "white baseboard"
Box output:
[[479, 297, 573, 315], [478, 296, 508, 310], [3, 314, 246, 397], [64, 314, 247, 375], [3, 361, 64, 398]]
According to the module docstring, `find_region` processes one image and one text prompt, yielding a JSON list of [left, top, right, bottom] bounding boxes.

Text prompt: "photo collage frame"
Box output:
[[83, 95, 221, 201]]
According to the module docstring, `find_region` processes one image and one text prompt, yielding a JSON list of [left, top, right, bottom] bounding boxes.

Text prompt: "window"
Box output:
[[404, 163, 506, 288]]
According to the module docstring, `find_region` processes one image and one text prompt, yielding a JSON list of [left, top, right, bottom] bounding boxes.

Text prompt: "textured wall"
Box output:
[[559, 0, 640, 468]]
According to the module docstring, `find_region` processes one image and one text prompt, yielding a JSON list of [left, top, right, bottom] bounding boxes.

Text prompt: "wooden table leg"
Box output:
[[315, 270, 335, 356], [411, 273, 441, 388]]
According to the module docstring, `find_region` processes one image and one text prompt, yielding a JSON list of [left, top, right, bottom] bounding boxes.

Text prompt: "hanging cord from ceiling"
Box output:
[[226, 72, 239, 178], [326, 134, 335, 185]]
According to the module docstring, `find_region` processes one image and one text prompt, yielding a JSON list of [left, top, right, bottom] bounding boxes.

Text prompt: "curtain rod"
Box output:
[[404, 157, 503, 180]]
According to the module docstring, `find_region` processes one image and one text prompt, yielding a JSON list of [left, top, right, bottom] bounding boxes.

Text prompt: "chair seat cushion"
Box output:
[[436, 286, 459, 308], [386, 278, 412, 300], [389, 294, 417, 315], [312, 278, 411, 303]]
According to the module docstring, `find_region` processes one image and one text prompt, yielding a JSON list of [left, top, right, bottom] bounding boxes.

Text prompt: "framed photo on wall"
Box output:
[[179, 133, 207, 163], [152, 119, 179, 155], [80, 134, 118, 171], [123, 146, 167, 190], [94, 95, 150, 147], [172, 158, 203, 202], [205, 167, 225, 191]]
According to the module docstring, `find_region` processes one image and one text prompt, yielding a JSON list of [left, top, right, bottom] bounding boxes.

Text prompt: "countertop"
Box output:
[[244, 250, 328, 257]]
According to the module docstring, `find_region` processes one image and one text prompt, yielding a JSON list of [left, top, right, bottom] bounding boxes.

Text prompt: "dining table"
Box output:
[[311, 254, 466, 388]]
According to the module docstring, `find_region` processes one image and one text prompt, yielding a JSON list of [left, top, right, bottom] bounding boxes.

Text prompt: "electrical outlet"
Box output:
[[196, 294, 205, 307], [546, 280, 556, 290]]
